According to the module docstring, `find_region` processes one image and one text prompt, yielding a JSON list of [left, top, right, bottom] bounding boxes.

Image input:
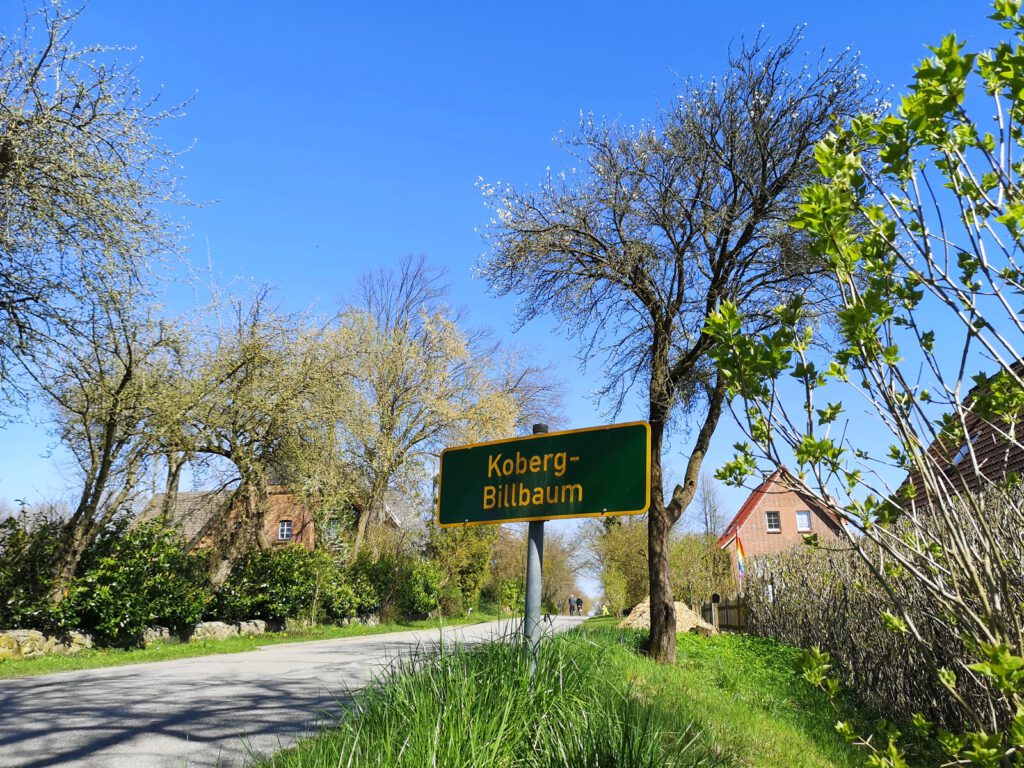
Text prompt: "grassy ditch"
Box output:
[[0, 612, 500, 679], [254, 625, 884, 768]]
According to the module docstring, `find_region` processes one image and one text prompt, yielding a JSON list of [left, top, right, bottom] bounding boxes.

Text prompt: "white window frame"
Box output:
[[278, 519, 293, 541], [796, 510, 812, 532], [952, 431, 980, 465], [765, 510, 781, 533]]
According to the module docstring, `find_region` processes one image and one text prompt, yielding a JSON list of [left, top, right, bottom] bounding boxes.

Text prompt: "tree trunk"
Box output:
[[208, 469, 271, 589], [648, 490, 677, 663], [646, 328, 678, 663], [351, 505, 371, 561], [161, 451, 185, 519], [250, 477, 271, 550], [48, 524, 93, 605], [350, 478, 387, 561], [647, 369, 727, 664], [48, 437, 144, 605]]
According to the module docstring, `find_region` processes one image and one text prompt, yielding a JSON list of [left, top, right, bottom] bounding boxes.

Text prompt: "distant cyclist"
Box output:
[[575, 596, 584, 617]]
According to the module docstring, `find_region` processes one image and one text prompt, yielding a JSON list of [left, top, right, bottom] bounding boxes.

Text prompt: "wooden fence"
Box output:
[[699, 595, 748, 632]]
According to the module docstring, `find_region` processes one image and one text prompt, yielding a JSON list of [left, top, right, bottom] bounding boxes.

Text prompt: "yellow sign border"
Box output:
[[436, 421, 651, 528]]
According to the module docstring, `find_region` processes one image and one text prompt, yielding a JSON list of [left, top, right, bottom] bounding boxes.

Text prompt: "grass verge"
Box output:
[[0, 612, 501, 679], [253, 626, 885, 768]]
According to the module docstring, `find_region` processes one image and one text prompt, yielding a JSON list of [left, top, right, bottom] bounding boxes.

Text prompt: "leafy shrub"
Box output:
[[322, 564, 377, 623], [341, 566, 379, 618], [426, 523, 496, 611], [439, 584, 464, 617], [68, 522, 211, 646], [399, 558, 442, 617], [0, 510, 66, 630], [214, 545, 320, 624], [214, 545, 379, 626], [349, 551, 441, 621], [322, 577, 360, 622]]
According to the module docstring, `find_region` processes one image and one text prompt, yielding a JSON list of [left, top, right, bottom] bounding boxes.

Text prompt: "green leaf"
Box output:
[[882, 611, 908, 633]]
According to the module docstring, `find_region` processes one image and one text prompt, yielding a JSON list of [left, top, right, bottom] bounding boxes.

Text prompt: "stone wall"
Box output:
[[184, 620, 266, 642], [0, 618, 273, 659], [0, 629, 93, 659]]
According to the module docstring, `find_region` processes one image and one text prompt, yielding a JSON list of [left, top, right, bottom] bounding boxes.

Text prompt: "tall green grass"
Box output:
[[256, 626, 888, 768], [258, 628, 720, 768]]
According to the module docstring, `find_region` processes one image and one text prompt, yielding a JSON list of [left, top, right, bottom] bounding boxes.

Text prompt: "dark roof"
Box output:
[[900, 361, 1024, 505], [136, 491, 233, 546], [715, 466, 843, 548]]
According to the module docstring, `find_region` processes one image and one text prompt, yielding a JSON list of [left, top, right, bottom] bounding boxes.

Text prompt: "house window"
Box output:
[[278, 519, 293, 541], [952, 431, 980, 465], [796, 510, 811, 532], [765, 511, 781, 532]]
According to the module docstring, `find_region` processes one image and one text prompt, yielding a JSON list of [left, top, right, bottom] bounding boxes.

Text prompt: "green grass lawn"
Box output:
[[0, 612, 501, 679], [253, 624, 894, 768], [619, 631, 868, 768]]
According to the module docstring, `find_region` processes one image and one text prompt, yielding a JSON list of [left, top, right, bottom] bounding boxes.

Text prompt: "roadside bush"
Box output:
[[349, 551, 441, 621], [215, 545, 380, 626], [399, 558, 442, 617], [0, 510, 66, 630], [476, 595, 499, 616], [322, 577, 359, 623], [340, 566, 379, 618], [214, 545, 320, 624], [322, 565, 377, 623], [439, 584, 463, 617], [479, 576, 522, 614], [68, 522, 211, 647], [426, 522, 496, 611]]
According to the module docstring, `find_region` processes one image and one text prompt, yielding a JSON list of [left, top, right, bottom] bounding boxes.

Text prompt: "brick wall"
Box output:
[[187, 487, 317, 552], [264, 486, 316, 550], [737, 483, 838, 556]]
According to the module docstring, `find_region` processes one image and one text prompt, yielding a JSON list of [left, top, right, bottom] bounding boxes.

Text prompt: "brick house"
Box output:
[[138, 486, 407, 552], [137, 485, 317, 551], [716, 466, 844, 577]]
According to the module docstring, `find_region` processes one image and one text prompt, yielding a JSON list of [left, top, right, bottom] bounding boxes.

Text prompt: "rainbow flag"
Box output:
[[736, 536, 746, 583]]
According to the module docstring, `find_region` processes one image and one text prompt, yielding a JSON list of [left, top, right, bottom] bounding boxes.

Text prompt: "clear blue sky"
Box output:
[[0, 1, 996, 525]]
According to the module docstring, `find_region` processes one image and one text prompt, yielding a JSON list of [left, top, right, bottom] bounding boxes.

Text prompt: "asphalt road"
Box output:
[[0, 616, 585, 768]]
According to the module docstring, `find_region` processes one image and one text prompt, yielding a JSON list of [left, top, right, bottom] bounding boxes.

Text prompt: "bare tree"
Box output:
[[0, 2, 184, 398], [481, 31, 872, 662], [693, 472, 726, 538]]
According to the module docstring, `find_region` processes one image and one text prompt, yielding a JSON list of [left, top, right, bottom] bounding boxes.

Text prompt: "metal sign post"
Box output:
[[524, 424, 547, 662]]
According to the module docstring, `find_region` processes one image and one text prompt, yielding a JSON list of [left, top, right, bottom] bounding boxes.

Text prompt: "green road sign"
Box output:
[[437, 421, 650, 527]]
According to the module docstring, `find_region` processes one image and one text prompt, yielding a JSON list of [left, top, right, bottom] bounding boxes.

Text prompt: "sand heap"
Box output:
[[618, 597, 718, 636]]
